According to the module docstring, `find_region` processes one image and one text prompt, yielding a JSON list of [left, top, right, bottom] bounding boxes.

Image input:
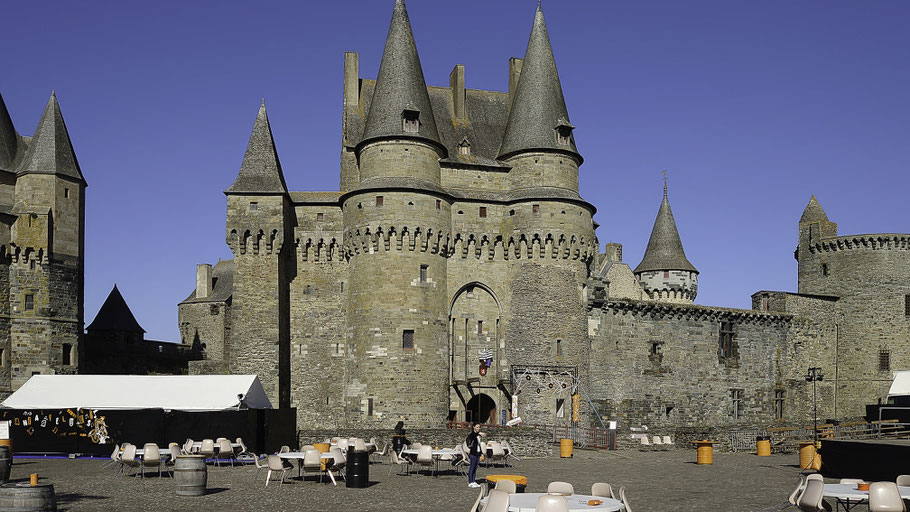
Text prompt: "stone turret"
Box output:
[[634, 182, 698, 304], [342, 0, 451, 427], [499, 4, 596, 425], [0, 93, 20, 172], [224, 100, 291, 408]]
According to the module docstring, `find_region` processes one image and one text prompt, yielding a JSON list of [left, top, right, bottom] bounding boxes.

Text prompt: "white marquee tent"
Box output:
[[888, 370, 910, 400], [1, 375, 273, 411]]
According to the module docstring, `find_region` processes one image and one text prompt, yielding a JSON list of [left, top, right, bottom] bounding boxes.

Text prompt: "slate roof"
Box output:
[[181, 259, 234, 304], [86, 285, 146, 333], [634, 184, 698, 274], [0, 92, 19, 172], [800, 195, 828, 223], [18, 92, 85, 184], [359, 0, 443, 153], [225, 101, 288, 195], [498, 5, 579, 162]]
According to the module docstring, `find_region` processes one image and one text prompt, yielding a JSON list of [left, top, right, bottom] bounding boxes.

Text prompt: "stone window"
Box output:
[[333, 343, 342, 355], [650, 342, 660, 356], [367, 398, 374, 416], [719, 321, 736, 360], [249, 202, 258, 211], [477, 320, 483, 335], [760, 295, 769, 312], [62, 344, 72, 366], [375, 196, 384, 207], [556, 398, 565, 418], [774, 390, 785, 420], [402, 109, 420, 133], [402, 330, 415, 350], [458, 138, 471, 155], [905, 295, 910, 317], [556, 339, 563, 357], [533, 204, 540, 214], [436, 200, 441, 210], [24, 294, 34, 311], [879, 349, 891, 372], [663, 271, 670, 278], [29, 260, 35, 270], [209, 304, 219, 315], [317, 212, 324, 222], [419, 265, 428, 283], [0, 348, 4, 366], [509, 210, 515, 216], [821, 263, 828, 276], [479, 207, 487, 218], [555, 124, 573, 146], [64, 188, 69, 198], [731, 389, 743, 419]]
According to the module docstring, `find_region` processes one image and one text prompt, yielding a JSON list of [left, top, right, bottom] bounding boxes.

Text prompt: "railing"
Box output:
[[730, 419, 908, 453], [527, 423, 615, 450]]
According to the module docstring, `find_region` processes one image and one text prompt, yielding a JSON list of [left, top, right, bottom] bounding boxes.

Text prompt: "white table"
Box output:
[[190, 441, 241, 452], [400, 448, 461, 476], [278, 451, 341, 485], [823, 484, 910, 511], [330, 442, 375, 450], [481, 493, 624, 512]]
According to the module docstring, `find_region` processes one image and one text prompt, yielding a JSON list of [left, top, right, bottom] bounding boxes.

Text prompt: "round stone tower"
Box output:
[[341, 0, 451, 427], [498, 4, 598, 425], [633, 181, 698, 304]]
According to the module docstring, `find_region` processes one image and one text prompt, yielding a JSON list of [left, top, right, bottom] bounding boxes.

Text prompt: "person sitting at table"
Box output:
[[466, 422, 486, 488], [393, 420, 411, 448]]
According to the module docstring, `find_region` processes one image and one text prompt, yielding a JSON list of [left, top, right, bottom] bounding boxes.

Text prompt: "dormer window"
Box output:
[[555, 118, 575, 146], [458, 138, 471, 156], [402, 108, 420, 134]]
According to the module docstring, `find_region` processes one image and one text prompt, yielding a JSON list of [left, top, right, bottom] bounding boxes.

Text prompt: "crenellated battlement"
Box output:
[[226, 227, 287, 257], [806, 233, 910, 254], [339, 225, 596, 263]]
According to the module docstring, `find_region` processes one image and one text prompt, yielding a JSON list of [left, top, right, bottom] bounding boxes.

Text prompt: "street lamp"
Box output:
[[806, 367, 824, 446]]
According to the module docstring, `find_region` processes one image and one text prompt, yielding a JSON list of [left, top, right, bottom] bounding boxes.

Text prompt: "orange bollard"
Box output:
[[29, 473, 38, 486]]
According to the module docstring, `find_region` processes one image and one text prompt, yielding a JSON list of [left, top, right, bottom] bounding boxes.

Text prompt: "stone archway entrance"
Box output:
[[466, 393, 497, 424]]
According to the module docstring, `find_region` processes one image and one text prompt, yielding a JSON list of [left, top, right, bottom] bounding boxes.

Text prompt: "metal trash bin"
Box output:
[[756, 436, 771, 456], [346, 448, 369, 488]]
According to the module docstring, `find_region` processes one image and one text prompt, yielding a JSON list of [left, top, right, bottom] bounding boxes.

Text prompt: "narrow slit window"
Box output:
[[249, 202, 258, 211], [317, 212, 324, 222], [419, 264, 428, 283], [64, 188, 69, 198], [821, 263, 829, 276], [402, 330, 415, 350], [774, 390, 784, 420], [880, 350, 891, 372], [477, 320, 483, 335], [62, 344, 72, 366], [375, 196, 384, 207], [24, 294, 34, 311], [556, 339, 563, 357], [367, 398, 374, 416], [436, 200, 441, 210], [479, 207, 487, 218], [731, 390, 743, 419], [532, 204, 540, 214], [904, 295, 910, 317]]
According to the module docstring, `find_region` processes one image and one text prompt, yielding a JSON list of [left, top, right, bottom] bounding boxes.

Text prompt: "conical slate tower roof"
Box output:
[[19, 92, 85, 183], [498, 5, 580, 162], [359, 0, 442, 152], [0, 92, 19, 171], [800, 195, 828, 223], [86, 285, 146, 334], [634, 183, 698, 274], [225, 100, 288, 194]]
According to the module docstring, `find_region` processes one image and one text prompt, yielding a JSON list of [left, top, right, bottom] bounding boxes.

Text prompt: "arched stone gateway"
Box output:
[[449, 283, 508, 423], [465, 393, 497, 425]]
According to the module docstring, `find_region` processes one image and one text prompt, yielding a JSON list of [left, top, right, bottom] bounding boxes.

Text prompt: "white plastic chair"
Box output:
[[547, 481, 574, 495], [389, 449, 411, 476], [797, 479, 832, 512], [327, 447, 346, 486], [592, 482, 616, 499], [264, 455, 288, 486], [119, 444, 140, 477], [469, 482, 488, 512], [638, 436, 652, 451], [537, 494, 570, 512], [620, 487, 634, 512], [495, 479, 517, 493], [484, 489, 510, 512], [869, 482, 906, 512], [301, 449, 325, 483], [101, 443, 120, 470], [651, 435, 665, 450], [789, 475, 807, 506], [139, 443, 164, 479], [662, 435, 674, 447], [198, 439, 216, 461], [415, 445, 435, 476]]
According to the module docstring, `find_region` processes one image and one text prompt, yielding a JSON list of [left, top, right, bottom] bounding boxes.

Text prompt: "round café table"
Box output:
[[485, 474, 528, 492], [481, 493, 624, 512]]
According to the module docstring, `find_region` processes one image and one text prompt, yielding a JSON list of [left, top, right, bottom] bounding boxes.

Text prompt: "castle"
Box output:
[[0, 91, 85, 397], [178, 0, 910, 432]]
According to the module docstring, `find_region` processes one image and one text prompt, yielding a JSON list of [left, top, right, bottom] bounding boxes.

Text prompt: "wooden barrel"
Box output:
[[0, 483, 56, 512], [756, 438, 771, 457], [0, 442, 11, 458], [695, 441, 714, 464], [798, 442, 816, 470], [0, 447, 10, 483], [174, 455, 207, 496], [559, 439, 573, 458]]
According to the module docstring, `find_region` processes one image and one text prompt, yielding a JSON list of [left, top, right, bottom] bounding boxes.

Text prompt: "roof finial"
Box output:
[[537, 0, 542, 11], [662, 170, 668, 199], [260, 98, 265, 107]]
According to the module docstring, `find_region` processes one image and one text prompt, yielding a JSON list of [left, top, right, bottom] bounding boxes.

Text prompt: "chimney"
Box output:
[[196, 264, 213, 299], [449, 64, 465, 120], [605, 243, 623, 263], [508, 57, 523, 107], [344, 52, 360, 110]]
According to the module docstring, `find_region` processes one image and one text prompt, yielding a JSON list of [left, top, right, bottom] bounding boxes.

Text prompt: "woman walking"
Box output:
[[465, 422, 486, 488]]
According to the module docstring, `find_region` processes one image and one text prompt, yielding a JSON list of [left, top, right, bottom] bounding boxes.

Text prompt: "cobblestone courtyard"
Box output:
[[5, 448, 816, 511]]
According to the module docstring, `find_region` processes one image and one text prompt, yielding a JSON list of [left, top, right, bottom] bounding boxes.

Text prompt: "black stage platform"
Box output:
[[820, 439, 910, 481]]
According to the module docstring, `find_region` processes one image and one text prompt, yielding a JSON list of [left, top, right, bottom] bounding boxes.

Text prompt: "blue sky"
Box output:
[[2, 1, 908, 341]]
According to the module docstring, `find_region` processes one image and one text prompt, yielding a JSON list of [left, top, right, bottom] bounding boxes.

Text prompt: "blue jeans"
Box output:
[[468, 454, 480, 483]]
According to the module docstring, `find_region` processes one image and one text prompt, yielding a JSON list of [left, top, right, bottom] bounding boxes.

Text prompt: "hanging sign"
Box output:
[[572, 393, 580, 422]]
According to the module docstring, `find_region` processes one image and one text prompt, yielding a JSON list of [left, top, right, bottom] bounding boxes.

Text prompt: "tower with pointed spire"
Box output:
[[633, 181, 698, 304], [0, 90, 86, 395], [223, 100, 292, 409]]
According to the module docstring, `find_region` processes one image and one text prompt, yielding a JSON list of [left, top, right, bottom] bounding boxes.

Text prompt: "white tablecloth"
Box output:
[[482, 493, 624, 512], [400, 448, 460, 457], [824, 483, 910, 500], [278, 451, 334, 460]]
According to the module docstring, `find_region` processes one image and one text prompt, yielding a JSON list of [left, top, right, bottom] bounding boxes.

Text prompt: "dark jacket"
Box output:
[[466, 431, 482, 456]]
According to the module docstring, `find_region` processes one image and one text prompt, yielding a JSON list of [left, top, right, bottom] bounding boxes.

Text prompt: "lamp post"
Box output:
[[806, 367, 824, 446]]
